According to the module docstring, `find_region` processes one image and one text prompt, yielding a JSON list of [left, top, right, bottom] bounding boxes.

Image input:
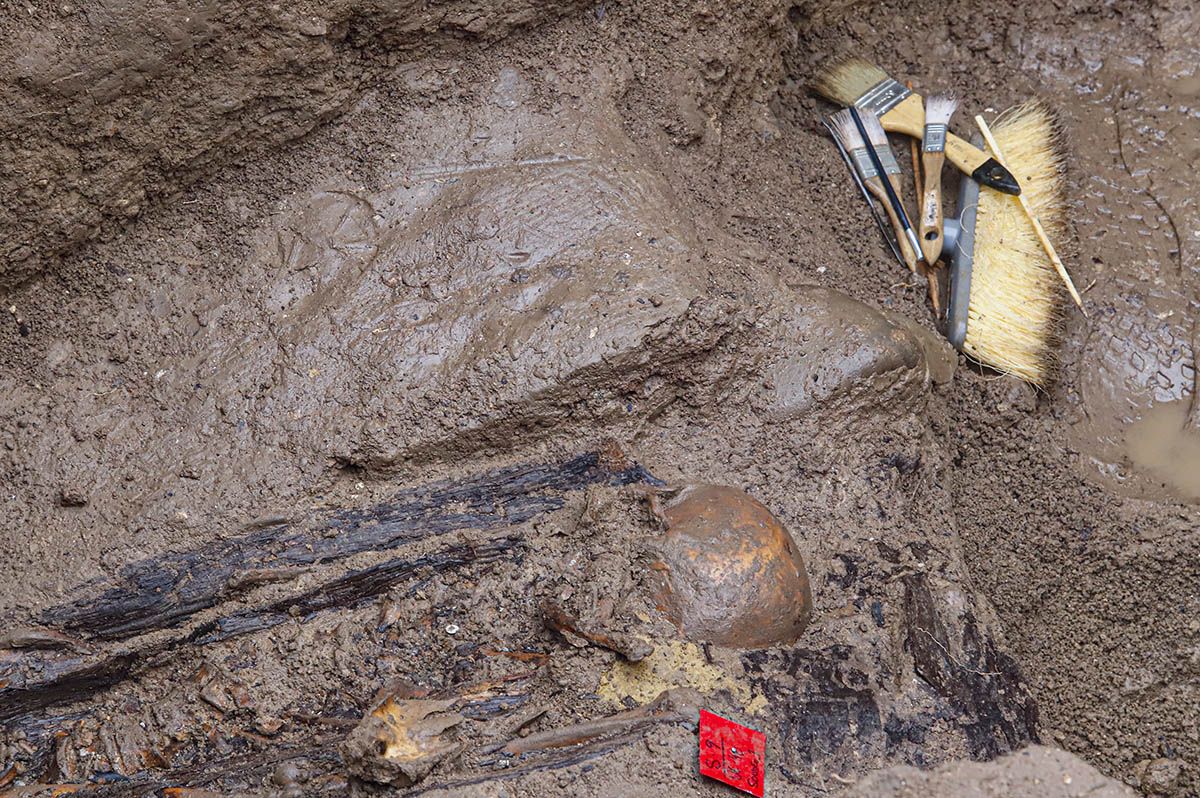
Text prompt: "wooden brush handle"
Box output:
[[944, 135, 990, 177], [918, 150, 945, 264], [865, 176, 918, 273], [880, 95, 1019, 194]]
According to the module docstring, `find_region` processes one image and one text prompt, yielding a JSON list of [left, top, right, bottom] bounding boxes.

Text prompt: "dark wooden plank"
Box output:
[[0, 449, 659, 727], [187, 535, 524, 645], [0, 538, 522, 725], [38, 450, 656, 642]]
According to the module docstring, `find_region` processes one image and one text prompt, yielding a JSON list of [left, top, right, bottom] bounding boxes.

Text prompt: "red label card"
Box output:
[[698, 709, 766, 797]]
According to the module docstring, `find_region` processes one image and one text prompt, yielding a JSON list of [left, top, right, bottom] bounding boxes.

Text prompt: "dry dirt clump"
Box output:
[[0, 0, 1195, 796]]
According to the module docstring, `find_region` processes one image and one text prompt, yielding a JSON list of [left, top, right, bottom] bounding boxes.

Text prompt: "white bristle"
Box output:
[[829, 108, 865, 152], [924, 93, 959, 126], [859, 108, 889, 148], [812, 57, 891, 107]]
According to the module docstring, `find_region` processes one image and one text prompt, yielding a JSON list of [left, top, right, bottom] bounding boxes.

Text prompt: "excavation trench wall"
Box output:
[[1, 0, 1197, 796], [0, 0, 587, 284]]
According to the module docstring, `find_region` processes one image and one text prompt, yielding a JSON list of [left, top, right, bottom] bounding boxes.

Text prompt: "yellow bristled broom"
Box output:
[[945, 101, 1069, 385], [814, 58, 1072, 385]]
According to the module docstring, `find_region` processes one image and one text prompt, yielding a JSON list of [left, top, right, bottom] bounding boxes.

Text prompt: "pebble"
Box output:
[[271, 761, 303, 787]]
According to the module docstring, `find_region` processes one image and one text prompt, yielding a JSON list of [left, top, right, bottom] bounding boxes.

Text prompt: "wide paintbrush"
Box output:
[[814, 57, 1020, 195], [828, 108, 921, 274]]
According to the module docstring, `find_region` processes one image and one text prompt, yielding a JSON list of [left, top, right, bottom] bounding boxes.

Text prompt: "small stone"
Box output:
[[297, 16, 327, 35], [271, 761, 303, 786], [1134, 758, 1183, 795], [58, 486, 87, 507], [200, 680, 234, 714], [254, 717, 285, 736]]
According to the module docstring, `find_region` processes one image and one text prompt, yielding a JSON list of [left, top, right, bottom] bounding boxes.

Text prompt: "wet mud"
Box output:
[[1, 0, 1197, 795]]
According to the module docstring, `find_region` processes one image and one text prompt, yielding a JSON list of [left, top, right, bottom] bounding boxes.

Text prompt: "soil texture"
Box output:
[[1, 0, 1196, 795]]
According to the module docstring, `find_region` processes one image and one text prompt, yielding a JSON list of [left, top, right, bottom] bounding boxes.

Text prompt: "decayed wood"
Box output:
[[39, 450, 654, 642], [36, 720, 675, 797], [410, 729, 659, 796], [493, 687, 698, 757], [0, 450, 657, 727], [0, 538, 522, 728], [45, 741, 347, 798], [188, 535, 523, 645], [901, 573, 1038, 759], [541, 600, 653, 662], [414, 697, 699, 798]]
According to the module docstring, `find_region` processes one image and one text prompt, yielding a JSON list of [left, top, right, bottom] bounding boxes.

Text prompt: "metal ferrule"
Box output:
[[874, 144, 901, 176], [923, 123, 948, 153], [851, 147, 879, 179], [854, 78, 911, 117]]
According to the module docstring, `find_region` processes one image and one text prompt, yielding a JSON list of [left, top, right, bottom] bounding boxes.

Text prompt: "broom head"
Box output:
[[961, 100, 1068, 385]]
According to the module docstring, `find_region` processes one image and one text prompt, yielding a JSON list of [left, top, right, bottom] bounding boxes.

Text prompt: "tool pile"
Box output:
[[816, 58, 1082, 385]]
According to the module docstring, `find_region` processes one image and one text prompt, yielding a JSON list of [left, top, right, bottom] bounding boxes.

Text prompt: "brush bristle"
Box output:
[[924, 93, 959, 126], [812, 57, 890, 106], [859, 108, 889, 148], [829, 108, 865, 152], [962, 100, 1067, 385]]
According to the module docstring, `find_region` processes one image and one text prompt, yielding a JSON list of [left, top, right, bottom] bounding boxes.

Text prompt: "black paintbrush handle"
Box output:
[[849, 106, 920, 254], [823, 119, 905, 268]]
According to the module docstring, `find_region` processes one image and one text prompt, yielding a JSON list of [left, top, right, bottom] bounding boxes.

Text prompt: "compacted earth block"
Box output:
[[0, 0, 1196, 795]]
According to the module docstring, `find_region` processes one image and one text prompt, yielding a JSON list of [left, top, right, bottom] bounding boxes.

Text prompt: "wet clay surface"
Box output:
[[851, 745, 1137, 798], [0, 0, 1197, 795], [0, 0, 589, 284]]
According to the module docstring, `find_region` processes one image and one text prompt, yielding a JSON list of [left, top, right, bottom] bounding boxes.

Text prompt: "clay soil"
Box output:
[[1, 0, 1197, 796]]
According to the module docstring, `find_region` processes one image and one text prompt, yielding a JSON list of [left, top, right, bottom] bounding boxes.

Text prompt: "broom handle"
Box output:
[[974, 114, 1086, 314]]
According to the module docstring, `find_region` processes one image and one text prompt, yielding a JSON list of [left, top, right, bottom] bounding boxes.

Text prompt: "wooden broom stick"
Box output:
[[974, 114, 1086, 314]]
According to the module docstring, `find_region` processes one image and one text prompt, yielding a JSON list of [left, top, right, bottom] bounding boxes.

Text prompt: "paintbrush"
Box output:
[[855, 107, 932, 285], [822, 118, 905, 269], [813, 57, 1021, 195], [859, 107, 941, 313], [829, 108, 921, 273], [919, 94, 958, 265]]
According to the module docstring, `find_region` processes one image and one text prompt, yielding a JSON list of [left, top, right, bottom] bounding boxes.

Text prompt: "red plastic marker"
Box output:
[[698, 709, 765, 797]]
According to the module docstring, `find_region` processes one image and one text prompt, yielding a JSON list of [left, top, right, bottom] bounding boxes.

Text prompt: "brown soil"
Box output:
[[1, 0, 1196, 795]]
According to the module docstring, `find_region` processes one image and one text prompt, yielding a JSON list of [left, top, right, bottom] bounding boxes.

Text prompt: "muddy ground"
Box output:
[[0, 0, 1196, 795]]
